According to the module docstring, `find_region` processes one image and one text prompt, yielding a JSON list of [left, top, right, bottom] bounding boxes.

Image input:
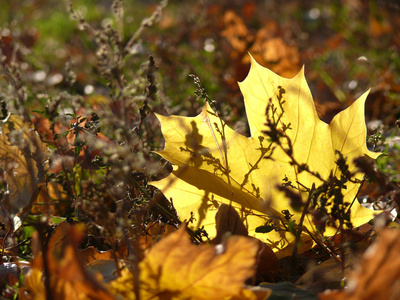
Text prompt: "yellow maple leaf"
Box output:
[[109, 225, 269, 300], [151, 55, 381, 257]]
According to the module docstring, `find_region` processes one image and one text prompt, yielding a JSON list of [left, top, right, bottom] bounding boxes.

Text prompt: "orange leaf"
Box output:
[[110, 225, 268, 300], [20, 222, 114, 300], [0, 115, 48, 230], [321, 229, 400, 300]]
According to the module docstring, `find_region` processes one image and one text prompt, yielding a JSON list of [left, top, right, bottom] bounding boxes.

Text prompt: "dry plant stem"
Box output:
[[291, 189, 313, 264], [67, 2, 97, 37], [190, 74, 233, 186], [51, 128, 77, 201], [143, 216, 162, 233], [69, 0, 165, 146], [340, 226, 346, 276], [106, 227, 122, 277], [214, 115, 231, 185], [113, 0, 124, 45], [96, 179, 142, 300], [118, 204, 143, 300], [123, 0, 168, 56], [128, 174, 174, 221], [67, 3, 170, 271], [34, 224, 52, 300], [5, 237, 31, 255], [267, 96, 363, 264], [147, 162, 205, 243], [268, 116, 352, 265], [133, 222, 142, 300], [0, 46, 47, 221], [303, 226, 343, 265], [328, 179, 367, 272], [0, 219, 13, 262], [0, 49, 29, 123]]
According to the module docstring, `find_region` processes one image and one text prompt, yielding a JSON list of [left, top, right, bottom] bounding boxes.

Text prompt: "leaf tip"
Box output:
[[299, 64, 306, 75], [242, 52, 262, 78], [153, 112, 163, 123], [201, 101, 217, 118]]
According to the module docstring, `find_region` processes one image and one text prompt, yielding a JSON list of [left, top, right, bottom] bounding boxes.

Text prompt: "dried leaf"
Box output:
[[0, 262, 29, 289], [141, 225, 259, 299], [214, 203, 248, 244], [214, 204, 279, 279], [260, 281, 318, 299], [0, 114, 48, 230], [321, 229, 400, 300], [110, 225, 264, 300], [296, 256, 349, 292], [20, 222, 114, 300], [78, 247, 115, 267], [254, 240, 280, 280], [138, 221, 177, 250], [31, 182, 69, 216], [222, 11, 252, 59], [245, 36, 301, 78], [86, 259, 127, 282]]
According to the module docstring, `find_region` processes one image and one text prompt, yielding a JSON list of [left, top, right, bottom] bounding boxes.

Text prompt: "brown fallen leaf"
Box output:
[[138, 221, 177, 251], [45, 221, 115, 266], [245, 36, 301, 79], [220, 10, 301, 82], [320, 228, 400, 300], [214, 203, 279, 280], [214, 203, 249, 244], [0, 114, 49, 230], [78, 247, 115, 267], [32, 111, 110, 174], [31, 182, 70, 216], [0, 261, 30, 289], [19, 223, 115, 300], [221, 10, 252, 60], [296, 256, 348, 293]]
